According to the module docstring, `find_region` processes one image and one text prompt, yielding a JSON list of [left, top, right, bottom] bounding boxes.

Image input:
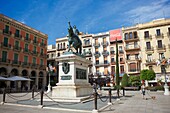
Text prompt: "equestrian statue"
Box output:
[[67, 21, 82, 54]]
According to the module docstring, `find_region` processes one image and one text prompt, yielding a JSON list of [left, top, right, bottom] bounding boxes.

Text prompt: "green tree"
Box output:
[[116, 39, 120, 97], [129, 76, 141, 87], [140, 69, 156, 80], [121, 73, 128, 87]]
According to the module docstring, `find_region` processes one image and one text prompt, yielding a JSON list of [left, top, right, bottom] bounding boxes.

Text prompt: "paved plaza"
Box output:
[[0, 90, 170, 113]]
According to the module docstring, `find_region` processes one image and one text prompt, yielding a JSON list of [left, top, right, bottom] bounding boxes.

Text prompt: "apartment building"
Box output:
[[122, 26, 141, 76], [109, 29, 126, 85], [92, 32, 111, 85], [0, 14, 48, 90], [138, 18, 170, 81]]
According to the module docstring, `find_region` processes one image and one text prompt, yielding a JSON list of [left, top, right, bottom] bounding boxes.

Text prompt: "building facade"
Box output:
[[0, 14, 48, 90]]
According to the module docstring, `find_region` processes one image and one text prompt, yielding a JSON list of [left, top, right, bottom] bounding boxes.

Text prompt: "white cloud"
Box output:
[[124, 0, 170, 24]]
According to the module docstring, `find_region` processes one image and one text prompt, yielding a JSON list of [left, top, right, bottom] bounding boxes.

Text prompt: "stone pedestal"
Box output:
[[164, 85, 169, 95], [52, 53, 93, 101]]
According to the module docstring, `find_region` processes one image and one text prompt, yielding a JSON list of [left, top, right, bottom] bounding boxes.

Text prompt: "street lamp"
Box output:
[[47, 64, 53, 93], [157, 57, 170, 95]]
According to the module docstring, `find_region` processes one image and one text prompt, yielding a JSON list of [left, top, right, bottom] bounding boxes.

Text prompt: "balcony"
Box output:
[[126, 57, 141, 62], [12, 60, 21, 66], [14, 34, 22, 39], [144, 35, 152, 40], [94, 52, 101, 57], [156, 45, 166, 52], [0, 58, 11, 64], [23, 49, 30, 54], [33, 40, 39, 45], [40, 53, 47, 58], [111, 61, 116, 65], [31, 63, 38, 69], [94, 61, 110, 67], [3, 29, 12, 36], [32, 51, 38, 56], [22, 62, 30, 68], [1, 43, 11, 49], [57, 47, 66, 51], [24, 38, 31, 43], [155, 33, 164, 39], [128, 69, 140, 74], [102, 51, 109, 56], [40, 43, 46, 47], [39, 65, 46, 70], [82, 43, 92, 48], [145, 59, 156, 66], [125, 45, 140, 51], [120, 60, 125, 64], [93, 43, 100, 48], [101, 41, 108, 46], [83, 51, 92, 57], [110, 51, 115, 55], [13, 46, 22, 52], [119, 50, 124, 54], [145, 47, 154, 53], [124, 37, 139, 42]]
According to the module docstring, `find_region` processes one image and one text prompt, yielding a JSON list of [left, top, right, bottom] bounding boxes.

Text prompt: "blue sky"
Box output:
[[0, 0, 170, 45]]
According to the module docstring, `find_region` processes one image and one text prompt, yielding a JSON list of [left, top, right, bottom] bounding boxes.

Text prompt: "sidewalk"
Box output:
[[0, 90, 170, 113]]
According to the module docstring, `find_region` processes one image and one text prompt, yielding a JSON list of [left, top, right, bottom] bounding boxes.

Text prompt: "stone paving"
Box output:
[[0, 90, 170, 113]]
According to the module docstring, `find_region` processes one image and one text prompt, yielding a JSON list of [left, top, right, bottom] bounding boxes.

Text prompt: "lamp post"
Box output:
[[47, 72, 51, 93], [158, 57, 169, 95]]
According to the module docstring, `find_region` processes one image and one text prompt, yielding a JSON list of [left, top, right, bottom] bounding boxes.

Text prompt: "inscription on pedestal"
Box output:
[[76, 68, 87, 79], [61, 75, 72, 80]]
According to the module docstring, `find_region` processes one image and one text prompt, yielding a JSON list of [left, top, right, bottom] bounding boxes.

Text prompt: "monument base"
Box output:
[[52, 83, 93, 102]]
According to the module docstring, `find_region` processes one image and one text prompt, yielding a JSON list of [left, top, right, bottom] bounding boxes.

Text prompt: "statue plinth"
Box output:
[[52, 53, 93, 102]]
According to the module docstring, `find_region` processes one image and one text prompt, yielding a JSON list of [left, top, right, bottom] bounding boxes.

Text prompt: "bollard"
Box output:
[[123, 88, 125, 96], [3, 88, 6, 103], [40, 89, 44, 106], [94, 92, 97, 110], [32, 87, 35, 99], [109, 88, 111, 103]]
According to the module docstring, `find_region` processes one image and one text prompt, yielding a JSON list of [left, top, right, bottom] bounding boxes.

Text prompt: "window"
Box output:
[[111, 57, 115, 63], [168, 27, 170, 35], [146, 42, 151, 49], [96, 57, 99, 64], [127, 55, 130, 60], [15, 40, 19, 49], [144, 31, 149, 38], [126, 44, 129, 49], [2, 51, 7, 62], [34, 36, 37, 43], [129, 63, 137, 72], [125, 33, 128, 40], [134, 32, 137, 38], [96, 67, 99, 73], [33, 57, 36, 65], [111, 66, 115, 74], [60, 43, 62, 49], [5, 25, 9, 33], [41, 49, 43, 54], [25, 44, 28, 52], [147, 54, 152, 62], [135, 54, 139, 59], [156, 29, 161, 36], [58, 53, 60, 57], [26, 33, 29, 40], [119, 46, 122, 51], [15, 29, 20, 37], [120, 66, 124, 73], [63, 43, 65, 48], [3, 37, 8, 47], [40, 59, 43, 65], [159, 53, 164, 60], [104, 67, 108, 75], [58, 44, 59, 49], [14, 53, 18, 64], [104, 57, 107, 64], [129, 32, 132, 39], [157, 40, 162, 48], [134, 42, 138, 48], [149, 66, 153, 70], [120, 58, 123, 62], [33, 46, 36, 53], [24, 56, 28, 64]]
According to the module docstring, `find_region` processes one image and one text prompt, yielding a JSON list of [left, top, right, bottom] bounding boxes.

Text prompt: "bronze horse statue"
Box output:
[[67, 22, 82, 54]]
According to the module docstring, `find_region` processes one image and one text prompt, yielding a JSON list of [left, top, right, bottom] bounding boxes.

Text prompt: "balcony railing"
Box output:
[[111, 61, 116, 65], [145, 59, 156, 66], [3, 29, 12, 36], [124, 36, 139, 42], [156, 45, 166, 50], [31, 63, 38, 69], [155, 33, 164, 38], [14, 34, 22, 39], [119, 50, 124, 54], [126, 57, 141, 61], [13, 46, 22, 52], [125, 45, 140, 51], [33, 40, 39, 45], [83, 52, 92, 57], [94, 52, 101, 57], [39, 65, 46, 70], [145, 46, 154, 52], [40, 53, 47, 58], [32, 51, 38, 55], [82, 43, 92, 47], [94, 61, 110, 67], [1, 43, 11, 49], [144, 35, 152, 39], [40, 43, 46, 47], [24, 37, 31, 42], [0, 58, 10, 64], [22, 62, 30, 68], [93, 43, 100, 48], [12, 60, 21, 65], [110, 51, 115, 55], [102, 51, 109, 56], [101, 41, 108, 46], [57, 47, 66, 51]]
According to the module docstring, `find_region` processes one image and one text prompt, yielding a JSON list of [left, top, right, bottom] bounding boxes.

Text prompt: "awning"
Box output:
[[7, 76, 32, 81], [0, 76, 8, 81]]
